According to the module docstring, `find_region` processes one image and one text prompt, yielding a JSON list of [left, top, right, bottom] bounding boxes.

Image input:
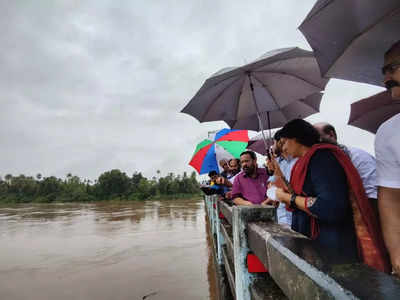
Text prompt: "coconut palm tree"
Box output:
[[5, 174, 12, 185]]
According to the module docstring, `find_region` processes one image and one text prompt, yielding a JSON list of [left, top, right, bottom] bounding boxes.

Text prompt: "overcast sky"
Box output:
[[0, 1, 384, 180]]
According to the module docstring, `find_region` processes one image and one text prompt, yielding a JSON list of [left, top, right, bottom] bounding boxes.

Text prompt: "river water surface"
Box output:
[[0, 198, 217, 300]]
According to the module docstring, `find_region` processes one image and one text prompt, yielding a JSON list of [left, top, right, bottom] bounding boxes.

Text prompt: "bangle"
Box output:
[[289, 194, 297, 209]]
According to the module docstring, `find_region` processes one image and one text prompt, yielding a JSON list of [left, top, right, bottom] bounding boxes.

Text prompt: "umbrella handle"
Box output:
[[248, 73, 272, 153]]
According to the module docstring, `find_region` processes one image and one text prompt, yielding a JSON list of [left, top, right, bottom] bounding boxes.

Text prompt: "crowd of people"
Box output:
[[204, 41, 400, 276]]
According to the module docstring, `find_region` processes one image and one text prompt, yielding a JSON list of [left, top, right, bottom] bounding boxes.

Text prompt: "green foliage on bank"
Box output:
[[0, 170, 200, 203]]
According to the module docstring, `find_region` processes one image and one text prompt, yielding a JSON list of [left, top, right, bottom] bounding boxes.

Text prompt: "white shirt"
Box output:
[[348, 146, 378, 199], [281, 156, 298, 182], [375, 113, 400, 189], [228, 172, 240, 184], [268, 156, 297, 226]]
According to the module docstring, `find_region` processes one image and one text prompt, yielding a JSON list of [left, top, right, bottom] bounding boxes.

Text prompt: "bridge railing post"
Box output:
[[210, 196, 216, 235], [215, 198, 225, 266], [232, 205, 275, 300], [205, 195, 213, 224]]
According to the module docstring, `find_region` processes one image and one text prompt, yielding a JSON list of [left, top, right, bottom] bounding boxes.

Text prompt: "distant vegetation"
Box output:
[[0, 170, 201, 203]]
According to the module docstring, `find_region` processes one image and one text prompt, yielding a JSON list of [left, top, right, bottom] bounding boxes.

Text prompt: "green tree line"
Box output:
[[0, 170, 200, 203]]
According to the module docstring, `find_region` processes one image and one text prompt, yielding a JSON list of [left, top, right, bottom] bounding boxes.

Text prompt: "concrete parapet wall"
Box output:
[[247, 221, 400, 299], [204, 196, 400, 300]]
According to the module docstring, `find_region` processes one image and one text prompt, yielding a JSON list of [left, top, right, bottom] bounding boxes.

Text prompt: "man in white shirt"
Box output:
[[314, 122, 377, 200], [375, 40, 400, 276], [266, 130, 295, 226]]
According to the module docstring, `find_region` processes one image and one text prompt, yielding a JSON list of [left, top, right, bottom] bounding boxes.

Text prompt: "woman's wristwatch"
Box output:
[[289, 193, 297, 209]]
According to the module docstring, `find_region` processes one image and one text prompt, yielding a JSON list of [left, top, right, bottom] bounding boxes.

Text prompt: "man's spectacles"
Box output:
[[382, 62, 400, 75]]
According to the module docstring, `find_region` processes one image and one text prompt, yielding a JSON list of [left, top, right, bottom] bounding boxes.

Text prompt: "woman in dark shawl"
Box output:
[[273, 119, 390, 273]]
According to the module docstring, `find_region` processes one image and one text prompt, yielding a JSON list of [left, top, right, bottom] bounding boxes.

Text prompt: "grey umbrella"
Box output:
[[244, 92, 322, 156], [226, 92, 323, 131], [299, 0, 400, 86], [181, 47, 329, 147], [348, 91, 400, 134], [247, 135, 274, 156]]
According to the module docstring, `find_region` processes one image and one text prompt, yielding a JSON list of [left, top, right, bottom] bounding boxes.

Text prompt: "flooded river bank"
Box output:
[[0, 199, 217, 300]]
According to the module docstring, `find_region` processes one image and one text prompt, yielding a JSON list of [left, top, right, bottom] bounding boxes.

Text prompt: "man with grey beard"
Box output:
[[314, 122, 377, 201]]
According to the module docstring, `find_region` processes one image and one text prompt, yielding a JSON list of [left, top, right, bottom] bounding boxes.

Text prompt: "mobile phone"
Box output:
[[265, 148, 274, 176], [266, 147, 272, 160]]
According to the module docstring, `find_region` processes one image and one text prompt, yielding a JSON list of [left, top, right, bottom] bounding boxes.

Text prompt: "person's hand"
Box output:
[[274, 177, 287, 190], [267, 182, 275, 188], [262, 198, 279, 207], [215, 176, 225, 185], [272, 159, 284, 179], [276, 188, 290, 205], [266, 155, 285, 178], [392, 257, 400, 278], [225, 191, 232, 199], [265, 158, 275, 173]]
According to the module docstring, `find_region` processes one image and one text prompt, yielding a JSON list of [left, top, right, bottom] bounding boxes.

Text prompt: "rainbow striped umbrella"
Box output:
[[189, 129, 249, 174]]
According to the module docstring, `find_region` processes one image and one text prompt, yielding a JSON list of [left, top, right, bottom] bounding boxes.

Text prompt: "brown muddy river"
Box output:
[[0, 198, 218, 300]]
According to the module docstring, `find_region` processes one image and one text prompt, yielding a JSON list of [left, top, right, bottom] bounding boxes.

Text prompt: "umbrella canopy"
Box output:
[[247, 137, 274, 156], [181, 47, 329, 126], [226, 92, 323, 131], [348, 91, 400, 134], [299, 0, 400, 86], [189, 129, 249, 174]]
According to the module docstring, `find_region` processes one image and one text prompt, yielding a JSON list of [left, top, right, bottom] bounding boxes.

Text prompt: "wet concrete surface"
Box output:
[[250, 221, 400, 299], [0, 199, 217, 300]]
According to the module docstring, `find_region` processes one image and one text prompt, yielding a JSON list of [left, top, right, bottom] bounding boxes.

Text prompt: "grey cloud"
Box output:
[[0, 1, 384, 180]]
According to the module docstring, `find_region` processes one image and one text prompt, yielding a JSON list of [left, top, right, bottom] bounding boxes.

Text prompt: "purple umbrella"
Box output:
[[299, 0, 400, 86], [348, 91, 400, 134]]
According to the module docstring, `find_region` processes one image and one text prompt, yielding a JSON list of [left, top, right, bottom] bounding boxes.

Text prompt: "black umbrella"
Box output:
[[299, 0, 400, 86]]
